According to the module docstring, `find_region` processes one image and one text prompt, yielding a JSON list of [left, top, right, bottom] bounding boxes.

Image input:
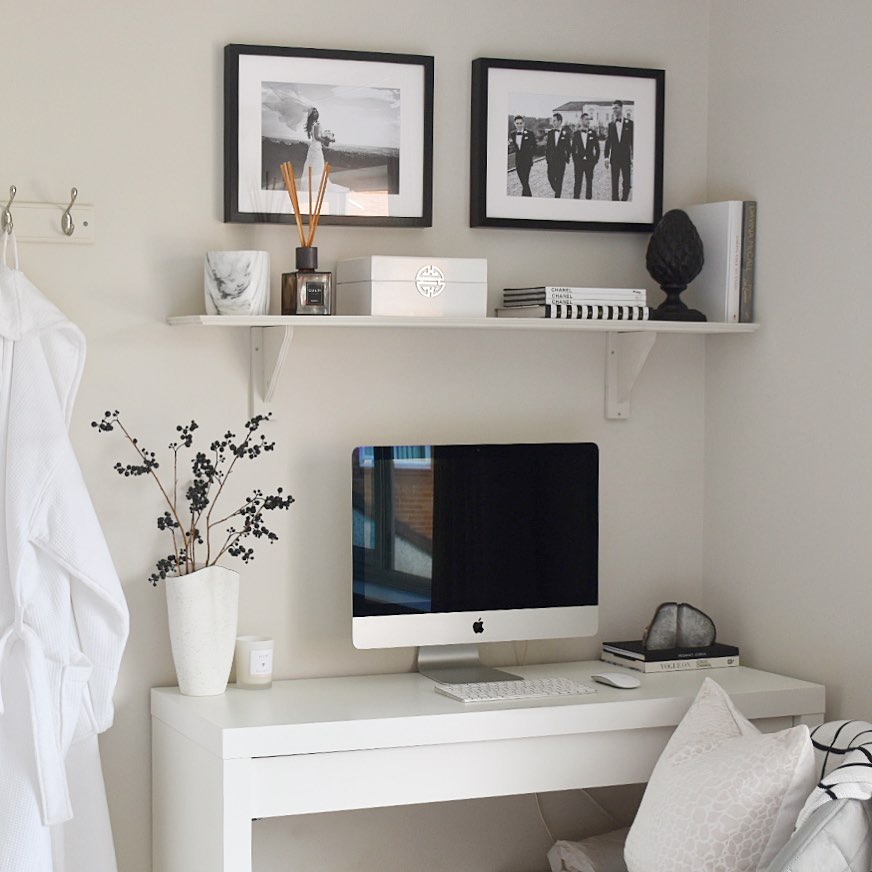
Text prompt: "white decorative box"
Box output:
[[335, 256, 488, 317]]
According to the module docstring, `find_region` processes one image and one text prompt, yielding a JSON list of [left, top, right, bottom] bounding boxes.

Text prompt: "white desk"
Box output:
[[151, 661, 825, 872]]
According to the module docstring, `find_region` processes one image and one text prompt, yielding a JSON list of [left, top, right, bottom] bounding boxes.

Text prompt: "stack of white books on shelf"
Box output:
[[496, 286, 649, 321], [600, 639, 740, 673], [681, 200, 757, 323]]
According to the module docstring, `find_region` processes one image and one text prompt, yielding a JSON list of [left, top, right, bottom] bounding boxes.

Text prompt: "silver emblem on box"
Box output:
[[415, 264, 445, 298]]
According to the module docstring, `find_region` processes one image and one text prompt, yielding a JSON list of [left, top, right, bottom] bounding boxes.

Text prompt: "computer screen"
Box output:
[[351, 442, 599, 680]]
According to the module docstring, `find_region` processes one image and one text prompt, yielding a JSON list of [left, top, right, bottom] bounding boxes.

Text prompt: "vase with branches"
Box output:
[[92, 410, 294, 585]]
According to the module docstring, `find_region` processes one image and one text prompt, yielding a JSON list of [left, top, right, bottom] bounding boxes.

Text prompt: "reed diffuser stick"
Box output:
[[307, 164, 331, 247], [279, 159, 330, 249], [288, 172, 305, 245], [279, 163, 295, 216], [280, 161, 306, 248]]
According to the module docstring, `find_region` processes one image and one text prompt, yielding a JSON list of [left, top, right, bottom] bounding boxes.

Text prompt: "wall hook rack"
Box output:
[[0, 185, 95, 244], [2, 185, 16, 234]]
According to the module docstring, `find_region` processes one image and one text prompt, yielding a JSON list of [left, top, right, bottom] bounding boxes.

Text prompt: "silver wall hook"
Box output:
[[2, 185, 16, 234], [61, 187, 77, 236]]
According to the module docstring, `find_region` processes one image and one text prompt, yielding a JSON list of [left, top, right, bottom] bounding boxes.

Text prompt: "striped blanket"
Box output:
[[796, 720, 872, 828]]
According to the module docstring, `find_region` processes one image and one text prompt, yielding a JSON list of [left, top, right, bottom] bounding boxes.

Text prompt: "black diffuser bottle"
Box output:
[[281, 246, 333, 315], [646, 209, 706, 321]]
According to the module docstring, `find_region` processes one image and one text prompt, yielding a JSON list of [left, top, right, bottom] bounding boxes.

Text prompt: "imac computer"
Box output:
[[351, 442, 599, 683]]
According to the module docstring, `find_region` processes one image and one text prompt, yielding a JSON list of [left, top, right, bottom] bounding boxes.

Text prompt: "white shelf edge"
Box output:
[[168, 314, 759, 334], [168, 315, 758, 419]]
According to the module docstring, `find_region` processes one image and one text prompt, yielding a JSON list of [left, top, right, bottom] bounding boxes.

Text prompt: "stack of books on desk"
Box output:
[[601, 639, 740, 673], [497, 286, 649, 321]]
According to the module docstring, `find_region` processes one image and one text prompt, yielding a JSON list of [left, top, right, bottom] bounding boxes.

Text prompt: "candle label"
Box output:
[[249, 648, 273, 676]]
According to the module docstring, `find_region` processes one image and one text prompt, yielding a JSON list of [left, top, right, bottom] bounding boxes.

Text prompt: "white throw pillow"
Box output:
[[624, 677, 815, 872], [548, 827, 630, 872]]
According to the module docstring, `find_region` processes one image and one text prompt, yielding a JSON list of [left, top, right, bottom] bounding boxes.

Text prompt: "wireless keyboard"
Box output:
[[434, 677, 598, 703]]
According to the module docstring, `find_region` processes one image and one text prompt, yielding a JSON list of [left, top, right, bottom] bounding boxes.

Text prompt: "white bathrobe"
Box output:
[[0, 250, 129, 872]]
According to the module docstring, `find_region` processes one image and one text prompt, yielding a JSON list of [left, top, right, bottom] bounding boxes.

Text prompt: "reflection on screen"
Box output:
[[352, 443, 598, 617]]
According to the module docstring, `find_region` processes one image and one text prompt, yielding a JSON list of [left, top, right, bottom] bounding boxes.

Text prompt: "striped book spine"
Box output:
[[545, 304, 650, 320]]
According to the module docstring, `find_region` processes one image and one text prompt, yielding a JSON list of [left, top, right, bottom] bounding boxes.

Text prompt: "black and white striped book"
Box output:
[[495, 304, 650, 320]]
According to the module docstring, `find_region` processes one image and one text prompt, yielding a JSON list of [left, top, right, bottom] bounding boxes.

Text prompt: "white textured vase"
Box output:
[[164, 565, 240, 696], [204, 250, 270, 316]]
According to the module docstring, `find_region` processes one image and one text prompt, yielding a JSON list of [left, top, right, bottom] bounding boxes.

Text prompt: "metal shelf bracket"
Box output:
[[605, 331, 657, 420]]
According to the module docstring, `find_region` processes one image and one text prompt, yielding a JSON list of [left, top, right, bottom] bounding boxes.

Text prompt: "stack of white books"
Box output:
[[497, 286, 649, 321], [680, 200, 756, 323]]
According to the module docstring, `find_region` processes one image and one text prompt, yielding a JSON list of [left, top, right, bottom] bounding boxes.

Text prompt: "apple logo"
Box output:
[[472, 618, 484, 634]]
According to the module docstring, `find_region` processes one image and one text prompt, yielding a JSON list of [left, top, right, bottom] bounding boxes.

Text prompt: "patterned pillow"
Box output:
[[624, 677, 815, 872], [548, 828, 629, 872], [762, 720, 872, 872], [797, 720, 872, 825]]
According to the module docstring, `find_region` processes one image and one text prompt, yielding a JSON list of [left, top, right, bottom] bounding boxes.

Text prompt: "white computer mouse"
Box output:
[[591, 672, 641, 689]]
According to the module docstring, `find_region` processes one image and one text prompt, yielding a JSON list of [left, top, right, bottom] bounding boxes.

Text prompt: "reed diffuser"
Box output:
[[280, 161, 333, 315]]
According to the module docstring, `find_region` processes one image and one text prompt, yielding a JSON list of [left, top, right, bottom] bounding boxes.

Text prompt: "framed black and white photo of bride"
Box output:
[[224, 45, 434, 227], [470, 58, 664, 232]]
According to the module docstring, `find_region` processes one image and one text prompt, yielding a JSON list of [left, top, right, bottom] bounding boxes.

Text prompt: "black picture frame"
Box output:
[[470, 57, 664, 232], [224, 44, 434, 227]]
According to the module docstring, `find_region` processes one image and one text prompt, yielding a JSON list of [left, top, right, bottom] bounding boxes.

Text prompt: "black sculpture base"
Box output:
[[650, 305, 707, 322], [651, 285, 707, 322]]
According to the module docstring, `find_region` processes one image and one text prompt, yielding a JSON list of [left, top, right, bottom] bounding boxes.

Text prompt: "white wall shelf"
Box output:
[[167, 315, 758, 419]]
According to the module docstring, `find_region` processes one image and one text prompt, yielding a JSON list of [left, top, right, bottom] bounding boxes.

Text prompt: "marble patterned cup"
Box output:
[[204, 250, 270, 316]]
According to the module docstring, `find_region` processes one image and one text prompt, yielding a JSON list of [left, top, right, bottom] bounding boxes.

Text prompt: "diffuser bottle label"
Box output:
[[305, 282, 325, 305]]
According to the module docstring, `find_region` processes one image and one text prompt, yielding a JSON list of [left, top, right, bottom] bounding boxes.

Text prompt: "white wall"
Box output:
[[2, 2, 713, 870], [702, 0, 872, 720]]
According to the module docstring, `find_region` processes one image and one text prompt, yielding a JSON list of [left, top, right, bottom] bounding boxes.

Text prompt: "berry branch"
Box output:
[[92, 411, 294, 584]]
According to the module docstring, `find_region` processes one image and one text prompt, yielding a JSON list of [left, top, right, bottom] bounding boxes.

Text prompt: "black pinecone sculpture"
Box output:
[[646, 209, 706, 321]]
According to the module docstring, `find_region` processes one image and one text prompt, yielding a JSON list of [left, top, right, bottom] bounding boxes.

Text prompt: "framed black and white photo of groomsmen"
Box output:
[[470, 58, 664, 232]]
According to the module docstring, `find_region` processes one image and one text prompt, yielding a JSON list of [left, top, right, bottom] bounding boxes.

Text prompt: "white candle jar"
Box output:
[[234, 635, 274, 689]]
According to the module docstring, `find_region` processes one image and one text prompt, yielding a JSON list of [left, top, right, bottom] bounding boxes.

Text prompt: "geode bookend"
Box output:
[[643, 602, 717, 650], [646, 209, 706, 321]]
